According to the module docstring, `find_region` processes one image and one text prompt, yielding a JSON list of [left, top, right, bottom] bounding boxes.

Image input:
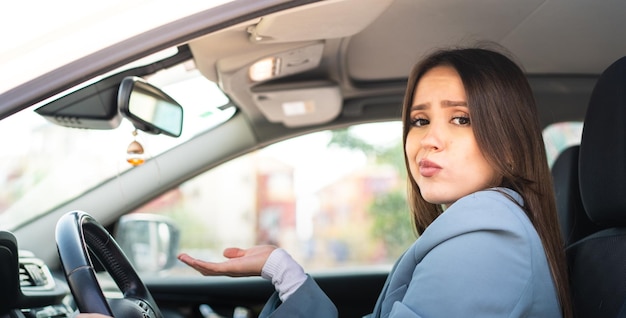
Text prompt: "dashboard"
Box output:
[[1, 231, 75, 318]]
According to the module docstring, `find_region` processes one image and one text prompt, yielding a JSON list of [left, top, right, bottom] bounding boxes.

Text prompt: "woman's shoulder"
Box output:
[[394, 188, 559, 318], [439, 188, 530, 231], [404, 187, 547, 277], [415, 188, 538, 253]]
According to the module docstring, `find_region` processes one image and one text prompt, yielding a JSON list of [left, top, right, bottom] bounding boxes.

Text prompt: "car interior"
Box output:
[[1, 0, 626, 317]]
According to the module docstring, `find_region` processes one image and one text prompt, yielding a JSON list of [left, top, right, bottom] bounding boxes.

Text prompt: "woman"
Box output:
[[81, 47, 572, 317]]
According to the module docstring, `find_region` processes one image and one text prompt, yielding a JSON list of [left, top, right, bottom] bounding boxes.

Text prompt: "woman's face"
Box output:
[[405, 65, 499, 206]]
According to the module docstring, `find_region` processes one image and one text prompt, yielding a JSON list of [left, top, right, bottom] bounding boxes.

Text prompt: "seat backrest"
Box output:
[[551, 145, 602, 246], [567, 56, 626, 318]]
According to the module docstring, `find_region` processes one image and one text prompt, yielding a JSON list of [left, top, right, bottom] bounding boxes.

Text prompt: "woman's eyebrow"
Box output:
[[411, 100, 467, 111], [441, 100, 468, 107], [410, 103, 429, 111]]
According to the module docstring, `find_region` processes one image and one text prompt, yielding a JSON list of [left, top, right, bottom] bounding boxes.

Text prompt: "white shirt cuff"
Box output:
[[261, 248, 307, 302]]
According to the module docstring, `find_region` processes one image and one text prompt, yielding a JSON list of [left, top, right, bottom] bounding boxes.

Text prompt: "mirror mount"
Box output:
[[118, 76, 183, 137]]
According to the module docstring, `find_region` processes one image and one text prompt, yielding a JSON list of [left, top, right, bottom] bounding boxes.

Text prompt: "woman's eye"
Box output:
[[452, 116, 470, 126], [411, 118, 429, 127]]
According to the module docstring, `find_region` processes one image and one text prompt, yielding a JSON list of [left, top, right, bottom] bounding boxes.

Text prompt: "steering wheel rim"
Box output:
[[55, 210, 163, 317]]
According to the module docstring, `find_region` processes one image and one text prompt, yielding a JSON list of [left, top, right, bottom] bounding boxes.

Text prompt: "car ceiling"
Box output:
[[185, 0, 626, 133], [190, 0, 626, 80], [346, 0, 626, 78]]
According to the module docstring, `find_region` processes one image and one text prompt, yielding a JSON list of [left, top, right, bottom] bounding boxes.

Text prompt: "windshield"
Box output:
[[0, 65, 234, 230], [0, 0, 233, 95]]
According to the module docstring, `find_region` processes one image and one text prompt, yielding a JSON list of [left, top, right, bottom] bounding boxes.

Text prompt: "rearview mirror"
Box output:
[[118, 76, 183, 137]]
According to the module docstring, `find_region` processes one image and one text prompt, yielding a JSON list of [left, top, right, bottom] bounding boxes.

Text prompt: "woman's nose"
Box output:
[[420, 123, 444, 151]]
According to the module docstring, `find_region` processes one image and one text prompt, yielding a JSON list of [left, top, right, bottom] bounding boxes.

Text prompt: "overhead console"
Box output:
[[188, 0, 394, 128]]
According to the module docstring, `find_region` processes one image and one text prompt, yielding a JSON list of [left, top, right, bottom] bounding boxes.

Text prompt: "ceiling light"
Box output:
[[249, 57, 280, 82]]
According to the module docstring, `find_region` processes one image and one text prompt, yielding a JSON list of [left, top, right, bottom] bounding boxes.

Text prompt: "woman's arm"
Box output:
[[180, 246, 337, 317]]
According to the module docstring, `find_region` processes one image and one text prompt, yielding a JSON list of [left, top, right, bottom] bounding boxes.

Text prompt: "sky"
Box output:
[[262, 121, 402, 195]]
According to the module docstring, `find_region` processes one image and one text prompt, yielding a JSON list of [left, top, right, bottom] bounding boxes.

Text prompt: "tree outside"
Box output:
[[329, 127, 416, 261]]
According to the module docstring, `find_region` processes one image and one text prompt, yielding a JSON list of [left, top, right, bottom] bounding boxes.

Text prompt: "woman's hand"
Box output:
[[178, 245, 277, 277]]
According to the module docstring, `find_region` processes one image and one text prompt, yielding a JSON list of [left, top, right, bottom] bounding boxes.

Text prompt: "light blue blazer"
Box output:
[[260, 189, 562, 317]]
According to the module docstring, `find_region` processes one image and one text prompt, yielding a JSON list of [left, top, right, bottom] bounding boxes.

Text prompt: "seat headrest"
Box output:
[[552, 146, 602, 245], [579, 56, 626, 226]]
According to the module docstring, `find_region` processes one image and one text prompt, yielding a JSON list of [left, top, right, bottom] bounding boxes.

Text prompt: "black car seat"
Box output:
[[567, 55, 626, 317], [551, 145, 601, 247]]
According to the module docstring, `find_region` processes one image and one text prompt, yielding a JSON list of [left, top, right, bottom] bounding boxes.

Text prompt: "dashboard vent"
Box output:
[[19, 255, 55, 290]]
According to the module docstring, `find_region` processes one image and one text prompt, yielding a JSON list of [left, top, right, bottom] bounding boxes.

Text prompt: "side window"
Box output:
[[543, 121, 584, 168], [127, 121, 415, 276]]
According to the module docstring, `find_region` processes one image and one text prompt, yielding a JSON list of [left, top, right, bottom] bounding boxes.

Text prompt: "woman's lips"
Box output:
[[418, 159, 442, 177]]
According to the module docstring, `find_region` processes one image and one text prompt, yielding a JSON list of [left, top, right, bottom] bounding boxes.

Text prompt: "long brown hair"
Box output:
[[401, 47, 572, 317]]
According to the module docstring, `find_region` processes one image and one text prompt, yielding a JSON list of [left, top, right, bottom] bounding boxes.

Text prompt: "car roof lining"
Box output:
[[190, 0, 626, 85]]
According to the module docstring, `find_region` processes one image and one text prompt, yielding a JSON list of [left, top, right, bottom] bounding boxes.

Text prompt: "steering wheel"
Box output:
[[55, 210, 163, 318]]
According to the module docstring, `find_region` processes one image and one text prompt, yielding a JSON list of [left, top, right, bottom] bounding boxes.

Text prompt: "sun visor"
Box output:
[[247, 0, 394, 43], [252, 83, 341, 127]]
